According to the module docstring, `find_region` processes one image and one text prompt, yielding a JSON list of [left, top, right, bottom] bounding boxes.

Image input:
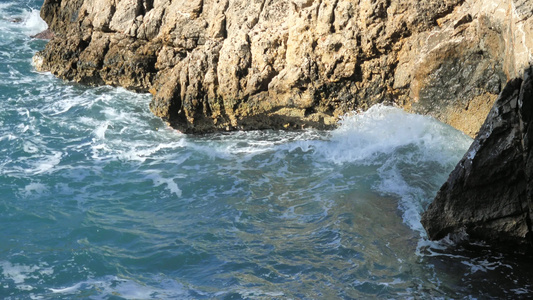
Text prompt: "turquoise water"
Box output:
[[1, 1, 532, 299]]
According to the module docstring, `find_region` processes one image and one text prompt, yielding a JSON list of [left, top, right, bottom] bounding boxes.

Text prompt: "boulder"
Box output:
[[422, 67, 533, 253]]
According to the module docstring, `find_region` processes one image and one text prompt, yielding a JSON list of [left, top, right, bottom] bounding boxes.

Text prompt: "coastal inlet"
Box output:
[[1, 1, 533, 299]]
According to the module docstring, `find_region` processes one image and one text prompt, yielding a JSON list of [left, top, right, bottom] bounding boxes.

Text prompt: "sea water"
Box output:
[[1, 1, 532, 299]]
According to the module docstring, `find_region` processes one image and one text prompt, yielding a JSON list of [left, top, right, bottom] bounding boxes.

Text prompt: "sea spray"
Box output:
[[21, 8, 47, 35], [280, 105, 472, 234]]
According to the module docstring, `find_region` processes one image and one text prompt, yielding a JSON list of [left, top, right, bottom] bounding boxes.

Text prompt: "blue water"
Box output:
[[1, 1, 532, 299]]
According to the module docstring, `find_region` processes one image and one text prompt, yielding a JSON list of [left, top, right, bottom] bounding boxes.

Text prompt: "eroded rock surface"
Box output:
[[422, 67, 533, 253], [35, 0, 533, 134]]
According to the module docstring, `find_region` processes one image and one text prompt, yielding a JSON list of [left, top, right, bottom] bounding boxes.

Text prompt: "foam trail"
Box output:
[[49, 283, 83, 294], [49, 276, 192, 298], [144, 171, 183, 197], [22, 182, 49, 197]]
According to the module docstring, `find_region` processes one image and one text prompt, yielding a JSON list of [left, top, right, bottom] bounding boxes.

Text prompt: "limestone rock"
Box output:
[[35, 0, 533, 134], [422, 67, 533, 253], [39, 0, 85, 35]]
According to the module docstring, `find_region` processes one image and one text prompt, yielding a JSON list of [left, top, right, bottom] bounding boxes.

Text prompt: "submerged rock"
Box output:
[[422, 67, 533, 253], [34, 0, 533, 134], [31, 29, 55, 40]]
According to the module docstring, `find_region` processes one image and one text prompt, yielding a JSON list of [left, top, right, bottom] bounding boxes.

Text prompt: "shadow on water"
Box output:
[[422, 242, 533, 298]]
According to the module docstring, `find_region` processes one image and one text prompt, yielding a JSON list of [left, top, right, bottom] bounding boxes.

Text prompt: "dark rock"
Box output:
[[422, 67, 533, 253]]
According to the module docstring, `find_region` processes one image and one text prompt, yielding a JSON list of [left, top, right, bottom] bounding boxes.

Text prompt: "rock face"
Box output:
[[34, 0, 533, 134], [422, 67, 533, 252]]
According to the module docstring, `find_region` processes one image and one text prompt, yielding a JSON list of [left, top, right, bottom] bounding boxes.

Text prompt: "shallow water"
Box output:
[[1, 1, 532, 299]]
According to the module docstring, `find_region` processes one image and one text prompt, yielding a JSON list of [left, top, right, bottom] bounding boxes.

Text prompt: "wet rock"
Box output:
[[422, 67, 533, 253], [35, 0, 533, 134], [31, 29, 55, 40]]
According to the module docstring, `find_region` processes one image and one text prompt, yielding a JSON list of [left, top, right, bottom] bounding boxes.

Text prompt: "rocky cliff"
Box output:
[[422, 67, 533, 253], [34, 0, 532, 135]]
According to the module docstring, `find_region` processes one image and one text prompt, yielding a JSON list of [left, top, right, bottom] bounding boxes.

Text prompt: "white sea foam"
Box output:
[[353, 277, 405, 287], [0, 261, 37, 284], [0, 133, 17, 141], [120, 141, 186, 162], [0, 3, 13, 12], [461, 259, 511, 274], [21, 181, 49, 197], [20, 136, 37, 151], [49, 282, 83, 294], [31, 151, 63, 174], [0, 4, 47, 37], [180, 130, 323, 163], [355, 107, 468, 230], [0, 261, 53, 290], [21, 9, 47, 36], [274, 105, 471, 237], [144, 171, 183, 197], [233, 288, 285, 299], [315, 104, 470, 165], [29, 85, 186, 164], [511, 287, 533, 295], [93, 121, 110, 140]]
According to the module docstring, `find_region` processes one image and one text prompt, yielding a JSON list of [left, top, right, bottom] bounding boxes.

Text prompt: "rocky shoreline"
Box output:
[[35, 0, 533, 252], [34, 0, 530, 136]]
